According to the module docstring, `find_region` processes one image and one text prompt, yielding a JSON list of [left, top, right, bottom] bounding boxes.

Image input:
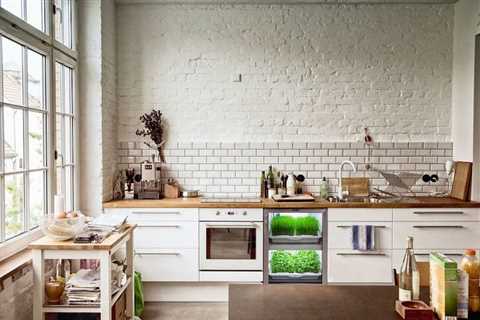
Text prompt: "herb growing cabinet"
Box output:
[[264, 209, 327, 283]]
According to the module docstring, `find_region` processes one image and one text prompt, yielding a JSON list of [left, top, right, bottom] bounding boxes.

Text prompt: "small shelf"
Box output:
[[42, 276, 132, 313], [269, 243, 323, 250], [269, 233, 321, 244], [111, 276, 132, 307]]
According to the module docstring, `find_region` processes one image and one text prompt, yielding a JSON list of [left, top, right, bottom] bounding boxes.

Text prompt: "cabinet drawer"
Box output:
[[328, 209, 392, 222], [393, 221, 480, 249], [134, 249, 199, 282], [328, 222, 392, 249], [135, 221, 198, 249], [392, 249, 465, 270], [328, 249, 393, 283], [393, 208, 479, 221], [127, 208, 198, 223]]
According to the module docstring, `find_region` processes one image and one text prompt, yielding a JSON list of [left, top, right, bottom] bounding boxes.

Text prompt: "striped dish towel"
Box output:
[[351, 225, 375, 251]]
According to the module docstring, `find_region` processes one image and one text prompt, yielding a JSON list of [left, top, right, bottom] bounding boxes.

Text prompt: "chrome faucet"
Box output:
[[338, 160, 357, 200]]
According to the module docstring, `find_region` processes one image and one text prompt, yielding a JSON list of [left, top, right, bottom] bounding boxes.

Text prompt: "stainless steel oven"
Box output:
[[199, 209, 263, 271]]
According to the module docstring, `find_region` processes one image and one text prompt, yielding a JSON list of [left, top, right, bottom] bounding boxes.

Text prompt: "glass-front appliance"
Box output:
[[200, 210, 263, 271], [265, 209, 326, 283]]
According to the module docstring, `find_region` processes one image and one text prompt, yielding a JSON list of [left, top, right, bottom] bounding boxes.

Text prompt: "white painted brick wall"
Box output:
[[116, 3, 453, 144], [101, 0, 118, 202]]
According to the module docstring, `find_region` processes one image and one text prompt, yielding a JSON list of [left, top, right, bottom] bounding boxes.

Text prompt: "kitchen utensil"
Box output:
[[341, 177, 369, 197], [272, 194, 315, 202], [181, 190, 199, 198], [450, 161, 472, 201]]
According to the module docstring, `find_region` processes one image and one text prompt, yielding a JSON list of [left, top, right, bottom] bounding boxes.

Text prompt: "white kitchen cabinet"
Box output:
[[328, 222, 392, 250], [392, 208, 479, 222], [135, 221, 198, 249], [328, 208, 392, 222], [105, 208, 200, 282], [328, 249, 393, 283], [135, 249, 199, 282], [393, 221, 480, 249], [392, 249, 465, 270]]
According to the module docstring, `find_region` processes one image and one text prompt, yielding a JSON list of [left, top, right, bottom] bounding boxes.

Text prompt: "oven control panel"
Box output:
[[199, 208, 263, 221]]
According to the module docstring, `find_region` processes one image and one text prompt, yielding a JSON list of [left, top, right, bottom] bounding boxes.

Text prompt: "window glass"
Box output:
[[2, 37, 23, 106], [27, 49, 44, 109], [1, 0, 46, 33], [29, 170, 45, 228], [29, 111, 45, 169], [54, 0, 72, 49], [26, 0, 44, 32], [4, 106, 24, 172], [1, 0, 22, 20], [5, 174, 24, 239]]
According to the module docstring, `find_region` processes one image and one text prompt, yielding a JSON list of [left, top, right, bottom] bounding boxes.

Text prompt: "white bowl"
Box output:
[[41, 213, 86, 241]]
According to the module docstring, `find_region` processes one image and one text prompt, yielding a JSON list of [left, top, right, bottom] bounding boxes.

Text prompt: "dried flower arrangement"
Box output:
[[136, 109, 166, 162]]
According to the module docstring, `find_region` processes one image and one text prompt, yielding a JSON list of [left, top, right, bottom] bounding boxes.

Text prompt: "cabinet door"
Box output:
[[135, 221, 198, 249], [328, 209, 393, 222], [328, 222, 392, 249], [392, 208, 479, 222], [392, 249, 465, 270], [135, 249, 199, 282], [328, 249, 393, 283], [393, 221, 480, 249]]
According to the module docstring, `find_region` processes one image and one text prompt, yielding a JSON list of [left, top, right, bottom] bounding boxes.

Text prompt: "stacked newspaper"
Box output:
[[65, 269, 101, 305]]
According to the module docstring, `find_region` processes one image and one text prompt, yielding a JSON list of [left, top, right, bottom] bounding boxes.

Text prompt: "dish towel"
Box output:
[[351, 225, 375, 251]]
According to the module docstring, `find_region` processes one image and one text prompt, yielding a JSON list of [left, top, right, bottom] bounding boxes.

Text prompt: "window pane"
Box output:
[[2, 37, 23, 106], [65, 165, 73, 211], [4, 107, 24, 172], [64, 66, 72, 113], [54, 0, 72, 49], [29, 170, 45, 228], [55, 114, 63, 166], [26, 0, 44, 32], [1, 0, 23, 20], [5, 174, 24, 239], [27, 49, 44, 109], [65, 116, 72, 164], [55, 62, 62, 112], [29, 111, 45, 169]]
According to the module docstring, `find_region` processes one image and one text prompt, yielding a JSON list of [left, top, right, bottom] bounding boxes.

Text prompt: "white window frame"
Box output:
[[0, 0, 77, 260]]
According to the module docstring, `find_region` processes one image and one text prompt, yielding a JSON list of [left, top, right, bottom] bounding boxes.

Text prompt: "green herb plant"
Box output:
[[270, 250, 321, 274], [271, 215, 320, 236], [271, 215, 296, 236]]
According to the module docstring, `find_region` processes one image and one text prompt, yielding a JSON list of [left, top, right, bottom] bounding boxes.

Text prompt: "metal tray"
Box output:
[[269, 233, 322, 244], [269, 272, 322, 281]]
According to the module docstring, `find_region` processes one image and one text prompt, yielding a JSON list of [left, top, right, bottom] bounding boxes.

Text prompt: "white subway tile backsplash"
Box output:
[[119, 141, 452, 197]]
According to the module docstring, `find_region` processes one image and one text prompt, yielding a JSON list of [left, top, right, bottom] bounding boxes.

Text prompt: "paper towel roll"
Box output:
[[54, 194, 65, 214]]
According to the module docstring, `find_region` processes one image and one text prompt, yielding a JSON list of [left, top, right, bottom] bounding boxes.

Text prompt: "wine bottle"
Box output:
[[267, 166, 275, 189], [260, 171, 266, 198], [399, 237, 420, 301]]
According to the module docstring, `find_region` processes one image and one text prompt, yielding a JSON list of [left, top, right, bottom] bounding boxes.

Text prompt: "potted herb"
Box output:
[[136, 109, 166, 162]]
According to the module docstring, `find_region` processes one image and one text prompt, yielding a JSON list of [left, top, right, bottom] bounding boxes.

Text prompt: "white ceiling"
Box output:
[[116, 0, 457, 4]]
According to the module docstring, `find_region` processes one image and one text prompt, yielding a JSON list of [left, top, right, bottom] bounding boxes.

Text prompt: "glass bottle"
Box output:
[[399, 237, 420, 301], [460, 249, 480, 314]]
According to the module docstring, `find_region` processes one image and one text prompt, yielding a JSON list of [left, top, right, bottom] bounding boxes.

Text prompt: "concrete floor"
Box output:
[[142, 302, 229, 320]]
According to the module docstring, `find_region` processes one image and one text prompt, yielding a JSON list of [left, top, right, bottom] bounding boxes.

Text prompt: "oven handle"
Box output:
[[204, 222, 260, 228]]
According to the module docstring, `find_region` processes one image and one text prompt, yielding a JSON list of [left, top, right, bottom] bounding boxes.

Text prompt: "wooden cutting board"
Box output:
[[272, 194, 315, 202], [342, 177, 369, 197], [450, 161, 472, 201]]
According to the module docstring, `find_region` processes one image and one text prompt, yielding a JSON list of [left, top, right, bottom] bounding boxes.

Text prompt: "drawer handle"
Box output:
[[132, 211, 181, 215], [336, 252, 386, 256], [139, 225, 180, 228], [206, 223, 260, 228], [412, 225, 464, 229], [336, 225, 386, 228], [136, 252, 181, 256], [415, 253, 464, 257], [413, 211, 464, 215]]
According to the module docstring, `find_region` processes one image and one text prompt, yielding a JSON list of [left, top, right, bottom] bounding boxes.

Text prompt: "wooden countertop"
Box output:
[[229, 284, 425, 320], [28, 224, 136, 250], [103, 196, 480, 209]]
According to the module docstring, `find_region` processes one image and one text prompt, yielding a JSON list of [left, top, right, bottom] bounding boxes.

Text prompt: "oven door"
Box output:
[[199, 221, 263, 271]]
